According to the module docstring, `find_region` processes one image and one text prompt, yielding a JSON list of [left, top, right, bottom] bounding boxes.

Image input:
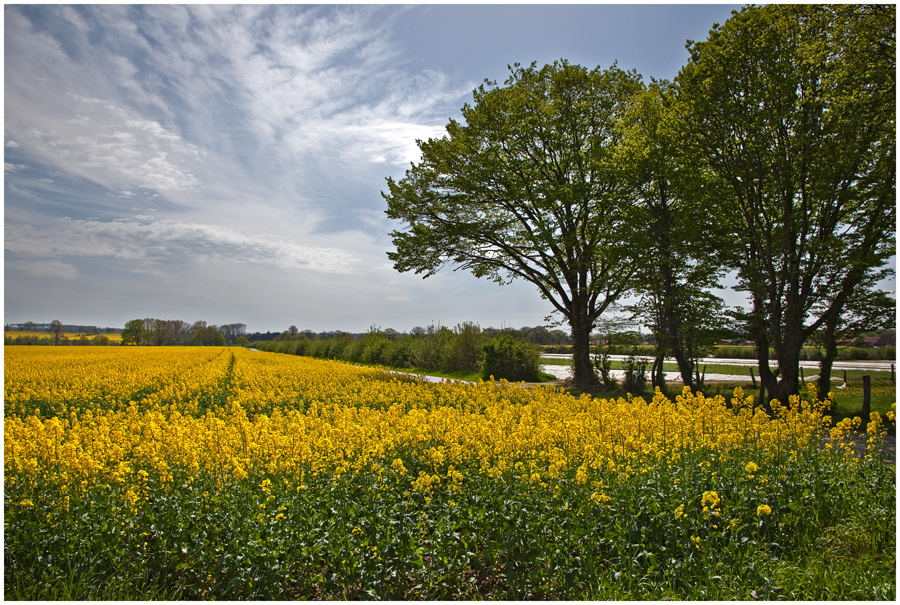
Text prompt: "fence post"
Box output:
[[862, 375, 871, 429], [892, 364, 895, 384], [800, 366, 805, 384], [749, 367, 757, 388], [843, 369, 848, 384]]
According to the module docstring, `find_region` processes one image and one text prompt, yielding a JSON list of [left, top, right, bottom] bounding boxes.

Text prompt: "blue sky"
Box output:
[[5, 3, 747, 333]]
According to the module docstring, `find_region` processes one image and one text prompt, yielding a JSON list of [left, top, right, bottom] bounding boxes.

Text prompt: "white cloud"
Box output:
[[4, 8, 202, 198], [5, 217, 360, 275], [18, 94, 203, 195], [6, 140, 20, 148], [3, 5, 527, 330], [6, 259, 79, 281]]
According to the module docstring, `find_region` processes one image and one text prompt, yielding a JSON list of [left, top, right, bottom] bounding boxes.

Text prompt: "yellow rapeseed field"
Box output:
[[6, 346, 863, 498], [4, 346, 894, 600]]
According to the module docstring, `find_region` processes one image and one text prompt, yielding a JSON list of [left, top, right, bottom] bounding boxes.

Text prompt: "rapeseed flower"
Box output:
[[5, 346, 834, 535], [701, 490, 720, 512]]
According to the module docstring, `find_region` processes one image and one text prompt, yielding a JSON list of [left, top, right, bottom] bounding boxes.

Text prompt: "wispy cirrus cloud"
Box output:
[[3, 4, 543, 330], [5, 4, 468, 225], [205, 5, 465, 167]]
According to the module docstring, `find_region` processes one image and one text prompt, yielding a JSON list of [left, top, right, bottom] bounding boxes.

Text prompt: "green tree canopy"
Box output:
[[121, 319, 145, 346], [674, 4, 895, 404], [616, 81, 730, 391], [384, 60, 645, 388]]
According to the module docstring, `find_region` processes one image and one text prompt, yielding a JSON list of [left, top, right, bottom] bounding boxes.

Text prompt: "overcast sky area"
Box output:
[[4, 3, 753, 333]]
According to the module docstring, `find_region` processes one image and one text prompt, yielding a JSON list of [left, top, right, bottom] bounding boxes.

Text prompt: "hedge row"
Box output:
[[252, 326, 543, 382]]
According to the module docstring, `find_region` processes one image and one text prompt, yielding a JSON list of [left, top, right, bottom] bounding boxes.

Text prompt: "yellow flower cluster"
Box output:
[[701, 490, 720, 512], [5, 348, 834, 497]]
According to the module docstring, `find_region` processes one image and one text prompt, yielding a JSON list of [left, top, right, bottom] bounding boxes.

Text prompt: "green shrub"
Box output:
[[444, 322, 485, 372], [382, 339, 413, 368], [540, 344, 573, 354], [342, 338, 365, 363], [711, 346, 759, 359], [481, 334, 541, 382], [360, 335, 390, 365], [307, 339, 331, 359], [409, 326, 452, 370], [836, 346, 896, 361], [875, 345, 896, 360], [800, 346, 823, 361]]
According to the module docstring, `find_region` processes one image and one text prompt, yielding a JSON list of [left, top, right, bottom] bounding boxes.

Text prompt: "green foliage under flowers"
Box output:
[[6, 412, 894, 600]]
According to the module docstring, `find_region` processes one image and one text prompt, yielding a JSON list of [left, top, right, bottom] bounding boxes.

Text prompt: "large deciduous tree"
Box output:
[[674, 4, 895, 404], [384, 61, 644, 388], [616, 81, 730, 391]]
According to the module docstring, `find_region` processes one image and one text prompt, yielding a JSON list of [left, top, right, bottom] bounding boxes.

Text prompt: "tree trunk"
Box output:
[[817, 327, 838, 401], [671, 342, 695, 391], [765, 342, 802, 407], [570, 310, 598, 389], [757, 339, 777, 413], [651, 353, 666, 391], [752, 290, 805, 408]]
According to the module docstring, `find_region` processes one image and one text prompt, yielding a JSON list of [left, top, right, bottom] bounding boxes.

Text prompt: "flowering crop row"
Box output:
[[4, 347, 895, 599], [5, 347, 854, 489]]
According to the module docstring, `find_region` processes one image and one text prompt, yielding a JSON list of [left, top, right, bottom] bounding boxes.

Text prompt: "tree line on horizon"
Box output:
[[258, 323, 573, 346], [383, 4, 895, 403], [5, 321, 121, 334], [7, 315, 893, 360], [4, 319, 573, 351], [120, 319, 248, 347]]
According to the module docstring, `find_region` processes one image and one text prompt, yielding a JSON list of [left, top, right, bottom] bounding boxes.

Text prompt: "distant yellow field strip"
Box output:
[[5, 330, 123, 341]]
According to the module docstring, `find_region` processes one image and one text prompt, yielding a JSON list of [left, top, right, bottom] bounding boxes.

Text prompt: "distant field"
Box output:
[[5, 331, 122, 342]]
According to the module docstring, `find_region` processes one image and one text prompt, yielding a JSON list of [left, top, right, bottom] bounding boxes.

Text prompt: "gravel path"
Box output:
[[541, 354, 895, 373], [540, 365, 752, 383]]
